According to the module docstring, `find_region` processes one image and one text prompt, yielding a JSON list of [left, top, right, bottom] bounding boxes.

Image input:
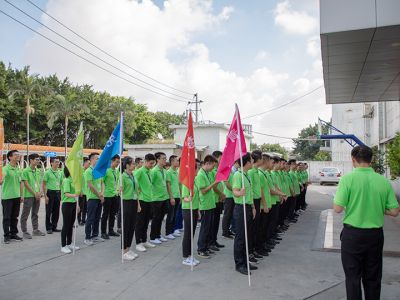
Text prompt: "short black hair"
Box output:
[[111, 154, 120, 161], [64, 166, 71, 178], [135, 157, 143, 164], [28, 153, 39, 162], [212, 151, 223, 158], [145, 153, 156, 161], [169, 155, 178, 164], [89, 153, 99, 160], [288, 159, 296, 165], [203, 155, 218, 164], [236, 152, 251, 166], [251, 150, 262, 163], [83, 157, 90, 163], [154, 152, 166, 160], [50, 157, 60, 164], [272, 157, 280, 163], [122, 156, 133, 172], [7, 150, 19, 161], [351, 145, 373, 164]]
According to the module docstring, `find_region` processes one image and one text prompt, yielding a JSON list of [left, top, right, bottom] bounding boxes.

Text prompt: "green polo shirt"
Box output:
[[289, 171, 300, 195], [259, 169, 272, 209], [210, 167, 222, 203], [43, 169, 62, 191], [62, 177, 77, 203], [1, 164, 21, 200], [181, 183, 200, 210], [223, 172, 234, 198], [150, 165, 169, 201], [84, 166, 102, 200], [195, 168, 216, 211], [81, 168, 88, 196], [21, 166, 41, 198], [103, 168, 119, 197], [135, 166, 153, 202], [122, 172, 138, 200], [248, 167, 261, 199], [232, 170, 253, 205], [166, 167, 180, 199], [334, 167, 399, 229], [270, 171, 281, 205]]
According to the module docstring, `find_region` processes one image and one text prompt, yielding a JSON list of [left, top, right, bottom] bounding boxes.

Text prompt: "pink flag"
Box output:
[[216, 104, 247, 182]]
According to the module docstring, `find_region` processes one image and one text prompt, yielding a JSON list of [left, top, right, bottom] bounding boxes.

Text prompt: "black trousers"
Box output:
[[2, 198, 20, 237], [222, 198, 234, 235], [101, 196, 119, 234], [85, 199, 102, 239], [150, 200, 168, 240], [135, 201, 151, 244], [122, 200, 138, 249], [182, 209, 198, 258], [46, 190, 61, 231], [252, 198, 262, 251], [233, 204, 252, 268], [165, 198, 178, 236], [278, 198, 290, 226], [288, 196, 297, 219], [341, 225, 384, 300], [77, 195, 87, 223], [267, 204, 280, 240], [257, 211, 270, 250], [197, 209, 214, 252], [61, 202, 76, 247], [211, 202, 223, 245]]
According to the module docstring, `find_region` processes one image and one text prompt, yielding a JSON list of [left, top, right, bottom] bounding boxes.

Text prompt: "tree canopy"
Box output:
[[0, 62, 185, 149]]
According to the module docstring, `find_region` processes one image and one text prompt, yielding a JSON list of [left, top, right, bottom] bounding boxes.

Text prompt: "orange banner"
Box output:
[[0, 118, 3, 181]]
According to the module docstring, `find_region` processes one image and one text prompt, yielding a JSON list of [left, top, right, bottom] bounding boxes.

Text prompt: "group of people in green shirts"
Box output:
[[1, 148, 310, 272]]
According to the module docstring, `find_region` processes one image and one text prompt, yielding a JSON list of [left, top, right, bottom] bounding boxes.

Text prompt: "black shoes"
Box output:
[[108, 231, 120, 237], [249, 263, 258, 270], [198, 251, 210, 259], [53, 229, 61, 233], [10, 235, 23, 241], [101, 233, 110, 240], [222, 233, 234, 239], [209, 245, 220, 252], [236, 266, 251, 275], [47, 230, 53, 234], [253, 252, 263, 259], [215, 241, 225, 248]]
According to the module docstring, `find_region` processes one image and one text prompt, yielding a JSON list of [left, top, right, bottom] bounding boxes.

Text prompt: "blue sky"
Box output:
[[0, 0, 330, 146]]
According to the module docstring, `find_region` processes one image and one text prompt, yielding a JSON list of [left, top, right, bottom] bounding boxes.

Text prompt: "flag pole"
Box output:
[[235, 104, 251, 287], [119, 112, 124, 263], [72, 123, 82, 256], [0, 118, 4, 205], [189, 148, 194, 272]]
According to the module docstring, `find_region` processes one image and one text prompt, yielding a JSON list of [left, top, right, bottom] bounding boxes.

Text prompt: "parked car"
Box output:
[[319, 167, 341, 185]]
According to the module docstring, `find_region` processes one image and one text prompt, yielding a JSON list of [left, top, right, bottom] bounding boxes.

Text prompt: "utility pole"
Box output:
[[189, 93, 203, 124]]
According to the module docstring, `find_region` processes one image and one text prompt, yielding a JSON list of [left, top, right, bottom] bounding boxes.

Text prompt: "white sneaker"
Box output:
[[182, 257, 197, 266], [61, 246, 72, 254], [123, 252, 135, 261], [173, 230, 181, 237], [192, 257, 200, 265], [159, 236, 168, 242], [144, 241, 156, 248], [92, 236, 105, 243], [166, 234, 176, 240], [136, 243, 147, 252], [179, 228, 184, 232], [150, 239, 162, 244], [84, 239, 94, 246], [67, 244, 80, 251], [128, 250, 139, 258]]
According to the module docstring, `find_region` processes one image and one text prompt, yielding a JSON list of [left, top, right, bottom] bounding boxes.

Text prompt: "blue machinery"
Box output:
[[317, 118, 365, 147]]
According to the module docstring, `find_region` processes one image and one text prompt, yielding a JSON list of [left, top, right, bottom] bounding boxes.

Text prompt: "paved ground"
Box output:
[[0, 185, 399, 300]]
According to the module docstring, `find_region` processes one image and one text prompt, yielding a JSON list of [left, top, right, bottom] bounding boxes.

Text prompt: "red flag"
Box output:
[[179, 112, 196, 193], [216, 104, 247, 182]]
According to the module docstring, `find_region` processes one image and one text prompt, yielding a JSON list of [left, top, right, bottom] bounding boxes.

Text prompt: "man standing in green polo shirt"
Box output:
[[149, 152, 170, 244], [166, 155, 181, 239], [78, 157, 90, 226], [20, 153, 45, 239], [334, 146, 399, 300], [0, 150, 23, 243], [84, 153, 104, 245], [196, 155, 218, 258], [135, 153, 156, 252], [222, 161, 239, 238], [101, 154, 120, 240], [42, 157, 62, 234], [232, 152, 257, 275]]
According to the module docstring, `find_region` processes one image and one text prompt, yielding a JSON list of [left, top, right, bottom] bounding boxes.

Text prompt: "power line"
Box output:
[[241, 85, 323, 120], [24, 0, 194, 96], [252, 130, 328, 141], [4, 0, 193, 101], [0, 9, 188, 104]]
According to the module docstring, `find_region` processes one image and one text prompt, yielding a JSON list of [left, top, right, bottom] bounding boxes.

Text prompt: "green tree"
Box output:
[[371, 146, 385, 175], [152, 111, 185, 139], [314, 150, 331, 161], [293, 123, 329, 160], [257, 143, 288, 159], [387, 133, 400, 179]]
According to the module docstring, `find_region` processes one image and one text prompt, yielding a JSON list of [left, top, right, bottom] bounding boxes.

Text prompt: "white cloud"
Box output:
[[255, 50, 270, 61], [23, 0, 329, 148], [274, 0, 318, 35], [306, 36, 320, 57]]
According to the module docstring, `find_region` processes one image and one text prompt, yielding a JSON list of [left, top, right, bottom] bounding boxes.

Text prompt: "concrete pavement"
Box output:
[[0, 185, 399, 300]]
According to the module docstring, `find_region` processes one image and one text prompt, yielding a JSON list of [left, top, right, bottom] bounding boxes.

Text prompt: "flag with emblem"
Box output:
[[179, 112, 196, 193]]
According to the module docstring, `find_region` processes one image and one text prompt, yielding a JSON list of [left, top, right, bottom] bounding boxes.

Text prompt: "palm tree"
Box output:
[[8, 67, 50, 157], [47, 91, 89, 158]]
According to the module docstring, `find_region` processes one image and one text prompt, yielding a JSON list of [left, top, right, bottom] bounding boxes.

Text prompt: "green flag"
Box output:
[[66, 123, 84, 194]]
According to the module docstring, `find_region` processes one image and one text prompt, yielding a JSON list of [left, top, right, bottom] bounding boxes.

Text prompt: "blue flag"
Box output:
[[93, 117, 123, 180]]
